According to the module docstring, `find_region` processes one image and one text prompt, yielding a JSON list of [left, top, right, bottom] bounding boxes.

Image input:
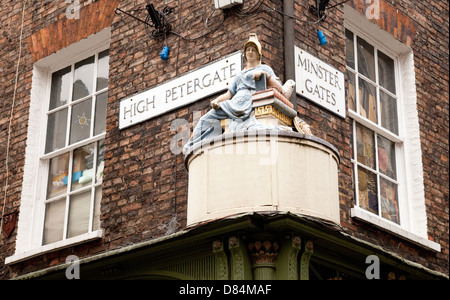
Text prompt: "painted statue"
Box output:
[[183, 34, 307, 153]]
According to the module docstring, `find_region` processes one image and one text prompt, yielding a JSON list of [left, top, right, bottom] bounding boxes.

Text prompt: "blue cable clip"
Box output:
[[160, 46, 169, 60], [317, 30, 327, 45]]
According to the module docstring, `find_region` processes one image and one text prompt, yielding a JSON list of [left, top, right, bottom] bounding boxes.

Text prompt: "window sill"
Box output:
[[5, 230, 103, 265], [350, 207, 441, 252]]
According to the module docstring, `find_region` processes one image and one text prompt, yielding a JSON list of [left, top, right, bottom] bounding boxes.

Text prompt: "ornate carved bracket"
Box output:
[[300, 240, 314, 280], [228, 236, 252, 280], [271, 235, 302, 280], [213, 240, 229, 280]]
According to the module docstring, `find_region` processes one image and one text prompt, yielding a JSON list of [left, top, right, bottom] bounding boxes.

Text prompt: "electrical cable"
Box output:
[[1, 0, 27, 238], [327, 0, 350, 10], [144, 7, 173, 39], [175, 0, 182, 75], [235, 0, 265, 17], [169, 8, 225, 42], [266, 6, 328, 25], [116, 5, 225, 43], [115, 0, 350, 43], [234, 0, 349, 25]]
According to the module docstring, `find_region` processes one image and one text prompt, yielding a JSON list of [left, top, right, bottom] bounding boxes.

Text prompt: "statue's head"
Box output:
[[243, 33, 262, 62]]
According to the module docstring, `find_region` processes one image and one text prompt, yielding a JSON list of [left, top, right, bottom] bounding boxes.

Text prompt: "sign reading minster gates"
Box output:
[[294, 46, 346, 118], [119, 52, 242, 129]]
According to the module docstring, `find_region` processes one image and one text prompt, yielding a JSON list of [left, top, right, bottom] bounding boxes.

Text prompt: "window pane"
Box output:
[[358, 77, 377, 123], [73, 56, 94, 100], [357, 36, 375, 81], [96, 140, 105, 183], [377, 135, 397, 180], [72, 143, 95, 191], [45, 108, 68, 153], [345, 29, 355, 69], [380, 178, 399, 224], [70, 98, 92, 145], [94, 92, 107, 136], [97, 49, 110, 91], [67, 191, 91, 238], [347, 70, 356, 111], [43, 199, 66, 245], [358, 166, 378, 215], [380, 90, 398, 135], [47, 152, 70, 199], [50, 66, 71, 110], [93, 186, 102, 231], [378, 50, 396, 94], [356, 124, 375, 169]]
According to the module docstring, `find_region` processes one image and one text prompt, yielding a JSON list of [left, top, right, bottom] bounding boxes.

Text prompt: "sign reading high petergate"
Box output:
[[119, 52, 242, 129], [294, 46, 346, 119]]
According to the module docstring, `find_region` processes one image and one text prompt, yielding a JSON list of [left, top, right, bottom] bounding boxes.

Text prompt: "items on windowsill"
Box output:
[[78, 169, 94, 184], [50, 171, 68, 196], [73, 170, 83, 182], [72, 161, 104, 186]]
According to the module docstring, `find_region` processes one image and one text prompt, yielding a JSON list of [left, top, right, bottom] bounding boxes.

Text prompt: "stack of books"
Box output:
[[252, 88, 297, 127]]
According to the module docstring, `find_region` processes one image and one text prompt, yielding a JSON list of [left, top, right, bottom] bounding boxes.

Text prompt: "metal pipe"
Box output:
[[283, 0, 295, 99]]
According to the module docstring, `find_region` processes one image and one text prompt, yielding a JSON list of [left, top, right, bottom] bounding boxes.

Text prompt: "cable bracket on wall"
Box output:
[[308, 0, 350, 21], [115, 4, 173, 40]]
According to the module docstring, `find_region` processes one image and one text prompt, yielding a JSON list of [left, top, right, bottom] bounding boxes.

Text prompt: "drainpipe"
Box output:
[[283, 0, 295, 102], [283, 0, 295, 83]]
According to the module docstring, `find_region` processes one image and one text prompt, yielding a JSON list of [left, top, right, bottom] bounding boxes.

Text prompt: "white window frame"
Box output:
[[344, 6, 440, 252], [346, 26, 405, 224], [6, 28, 111, 265]]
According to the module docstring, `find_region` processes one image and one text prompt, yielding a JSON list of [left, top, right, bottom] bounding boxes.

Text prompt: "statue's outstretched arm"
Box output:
[[211, 90, 233, 110]]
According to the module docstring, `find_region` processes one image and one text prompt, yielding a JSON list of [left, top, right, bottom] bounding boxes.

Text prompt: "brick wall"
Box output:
[[1, 0, 31, 279], [409, 0, 449, 273], [28, 0, 119, 62], [0, 0, 448, 279]]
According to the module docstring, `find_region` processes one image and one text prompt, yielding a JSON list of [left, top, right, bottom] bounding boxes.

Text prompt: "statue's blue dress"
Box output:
[[184, 64, 278, 152]]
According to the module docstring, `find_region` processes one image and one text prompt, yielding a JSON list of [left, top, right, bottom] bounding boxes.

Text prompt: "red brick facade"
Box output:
[[0, 0, 448, 279]]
